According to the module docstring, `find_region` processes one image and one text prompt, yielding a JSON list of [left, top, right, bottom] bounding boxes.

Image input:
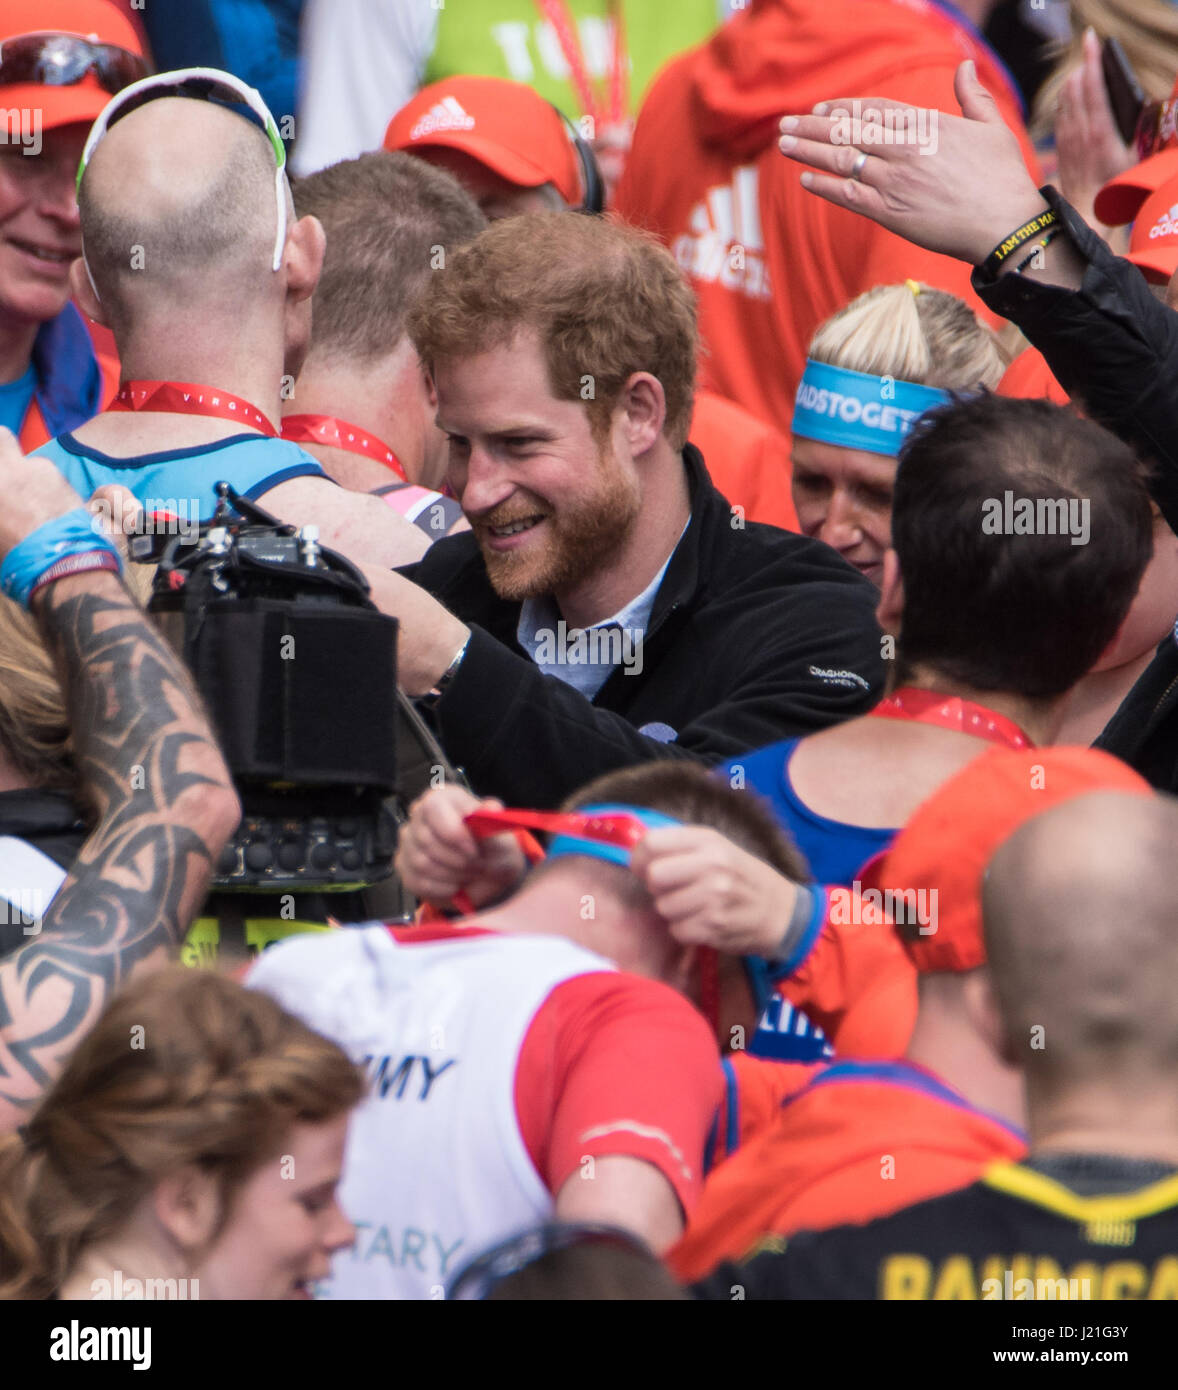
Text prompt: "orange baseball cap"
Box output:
[[1124, 173, 1178, 285], [865, 746, 1151, 975], [383, 75, 582, 209], [1094, 147, 1178, 229], [0, 0, 146, 132]]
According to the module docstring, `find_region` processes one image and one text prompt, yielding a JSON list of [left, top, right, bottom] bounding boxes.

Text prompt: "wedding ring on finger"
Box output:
[[850, 150, 869, 181]]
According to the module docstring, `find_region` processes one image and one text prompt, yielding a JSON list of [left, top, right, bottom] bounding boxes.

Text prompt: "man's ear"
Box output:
[[962, 967, 1015, 1066], [284, 213, 326, 306], [618, 372, 666, 457], [70, 255, 108, 327], [152, 1164, 221, 1255], [876, 548, 904, 631]]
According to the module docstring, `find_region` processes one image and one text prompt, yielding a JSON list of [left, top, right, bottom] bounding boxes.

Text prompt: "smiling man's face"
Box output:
[[435, 326, 642, 602], [0, 123, 87, 328]]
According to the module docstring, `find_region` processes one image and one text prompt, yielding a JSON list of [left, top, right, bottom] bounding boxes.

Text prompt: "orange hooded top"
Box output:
[[616, 0, 1041, 435]]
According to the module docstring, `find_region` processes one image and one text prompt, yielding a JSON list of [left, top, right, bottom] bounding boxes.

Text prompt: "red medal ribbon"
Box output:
[[281, 413, 407, 481], [108, 381, 278, 436], [533, 0, 629, 124], [869, 686, 1033, 750]]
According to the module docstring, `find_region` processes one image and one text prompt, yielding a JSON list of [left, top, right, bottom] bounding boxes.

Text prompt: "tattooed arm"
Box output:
[[0, 460, 239, 1130]]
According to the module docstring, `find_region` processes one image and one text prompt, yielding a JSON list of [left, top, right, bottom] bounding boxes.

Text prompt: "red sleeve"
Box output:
[[513, 971, 723, 1216], [780, 888, 917, 1058]]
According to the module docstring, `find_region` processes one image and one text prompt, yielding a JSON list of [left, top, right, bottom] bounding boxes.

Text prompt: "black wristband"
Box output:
[[979, 208, 1060, 279], [1012, 225, 1062, 276]]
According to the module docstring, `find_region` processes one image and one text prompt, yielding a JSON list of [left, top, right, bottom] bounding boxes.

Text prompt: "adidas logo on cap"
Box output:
[[1149, 203, 1178, 240], [410, 96, 476, 141]]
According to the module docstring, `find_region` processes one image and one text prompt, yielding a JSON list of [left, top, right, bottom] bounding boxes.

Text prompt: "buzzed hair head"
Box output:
[[78, 98, 282, 334], [291, 151, 485, 364], [983, 792, 1178, 1086]]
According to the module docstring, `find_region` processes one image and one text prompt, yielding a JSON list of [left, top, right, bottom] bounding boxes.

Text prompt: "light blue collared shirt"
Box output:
[[517, 522, 688, 699]]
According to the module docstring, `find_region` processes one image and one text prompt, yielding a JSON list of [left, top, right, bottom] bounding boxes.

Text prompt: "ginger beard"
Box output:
[[473, 434, 643, 601]]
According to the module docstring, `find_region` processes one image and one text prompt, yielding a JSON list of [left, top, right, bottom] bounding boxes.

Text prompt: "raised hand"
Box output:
[[777, 60, 1050, 266]]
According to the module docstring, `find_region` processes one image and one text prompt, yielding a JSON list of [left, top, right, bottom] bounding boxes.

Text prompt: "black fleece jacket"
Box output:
[[399, 445, 885, 807], [973, 189, 1178, 790]]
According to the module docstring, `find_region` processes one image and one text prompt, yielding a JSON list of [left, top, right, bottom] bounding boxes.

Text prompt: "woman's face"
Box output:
[[790, 437, 896, 585], [194, 1114, 355, 1300]]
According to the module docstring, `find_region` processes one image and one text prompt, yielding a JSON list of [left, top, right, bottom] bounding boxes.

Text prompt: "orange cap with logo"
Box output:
[[383, 75, 583, 209], [0, 0, 145, 132], [864, 746, 1152, 975], [1123, 172, 1178, 285]]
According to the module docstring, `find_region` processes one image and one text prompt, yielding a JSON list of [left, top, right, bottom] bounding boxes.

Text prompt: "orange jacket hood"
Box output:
[[689, 0, 1006, 159]]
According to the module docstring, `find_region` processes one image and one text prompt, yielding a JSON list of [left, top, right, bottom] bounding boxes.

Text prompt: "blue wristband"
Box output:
[[0, 506, 122, 608]]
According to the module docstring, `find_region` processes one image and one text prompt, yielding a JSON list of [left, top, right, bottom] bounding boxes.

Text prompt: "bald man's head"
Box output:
[[983, 791, 1178, 1089], [77, 98, 284, 333]]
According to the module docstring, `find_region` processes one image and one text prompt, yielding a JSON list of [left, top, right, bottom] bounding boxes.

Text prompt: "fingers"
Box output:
[[953, 59, 1000, 124], [396, 786, 524, 905], [795, 165, 893, 223], [1080, 26, 1116, 130]]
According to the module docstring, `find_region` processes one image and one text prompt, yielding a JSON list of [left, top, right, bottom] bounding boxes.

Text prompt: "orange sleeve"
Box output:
[[514, 972, 723, 1216], [998, 346, 1070, 404], [722, 1052, 822, 1155], [779, 888, 917, 1058], [690, 389, 800, 531]]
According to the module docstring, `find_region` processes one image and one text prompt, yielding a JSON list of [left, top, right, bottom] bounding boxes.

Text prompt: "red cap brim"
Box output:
[[3, 77, 119, 133], [1094, 148, 1178, 227]]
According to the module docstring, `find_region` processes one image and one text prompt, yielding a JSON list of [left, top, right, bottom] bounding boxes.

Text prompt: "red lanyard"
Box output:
[[533, 0, 628, 125], [108, 381, 279, 436], [869, 686, 1033, 750], [281, 413, 407, 481]]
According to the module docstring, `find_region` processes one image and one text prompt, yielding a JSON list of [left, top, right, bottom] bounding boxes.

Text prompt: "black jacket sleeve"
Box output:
[[431, 572, 882, 809], [973, 187, 1178, 532]]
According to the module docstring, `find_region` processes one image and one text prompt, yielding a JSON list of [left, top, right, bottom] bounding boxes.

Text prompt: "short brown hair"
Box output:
[[408, 212, 699, 448], [562, 761, 808, 883], [292, 151, 486, 362]]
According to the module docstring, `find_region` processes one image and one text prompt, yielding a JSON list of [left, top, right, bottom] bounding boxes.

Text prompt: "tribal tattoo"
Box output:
[[0, 575, 237, 1125]]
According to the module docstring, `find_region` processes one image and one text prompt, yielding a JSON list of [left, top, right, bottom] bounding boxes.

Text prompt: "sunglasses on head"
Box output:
[[0, 31, 147, 94], [78, 67, 288, 271]]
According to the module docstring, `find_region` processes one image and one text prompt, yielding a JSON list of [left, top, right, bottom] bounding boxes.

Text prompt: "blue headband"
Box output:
[[546, 804, 682, 868], [791, 359, 951, 457]]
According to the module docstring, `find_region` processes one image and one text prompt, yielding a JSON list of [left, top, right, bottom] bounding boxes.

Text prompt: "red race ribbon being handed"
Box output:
[[108, 381, 279, 435], [281, 413, 407, 480]]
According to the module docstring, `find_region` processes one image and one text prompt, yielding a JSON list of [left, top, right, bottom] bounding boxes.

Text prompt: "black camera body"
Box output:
[[132, 484, 398, 891]]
